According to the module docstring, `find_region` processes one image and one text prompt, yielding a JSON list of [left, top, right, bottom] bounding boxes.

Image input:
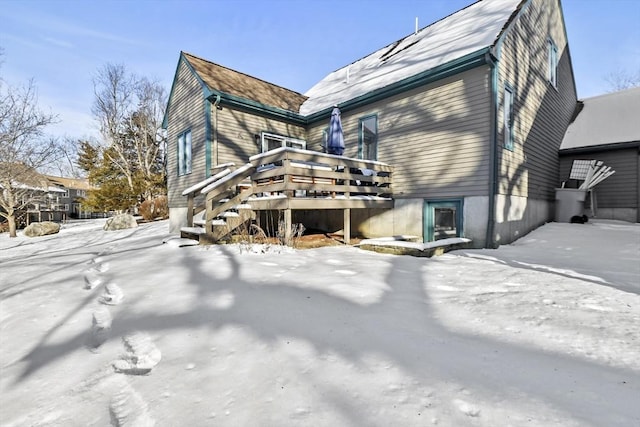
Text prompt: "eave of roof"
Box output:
[[165, 0, 526, 126], [560, 86, 640, 150]]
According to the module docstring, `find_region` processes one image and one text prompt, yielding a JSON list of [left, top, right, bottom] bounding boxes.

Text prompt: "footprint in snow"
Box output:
[[100, 282, 124, 305], [453, 399, 481, 417], [113, 333, 162, 375], [88, 307, 112, 350], [84, 268, 104, 290], [109, 380, 156, 427]]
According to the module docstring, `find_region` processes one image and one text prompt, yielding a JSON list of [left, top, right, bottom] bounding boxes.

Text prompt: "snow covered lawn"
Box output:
[[1, 219, 638, 426]]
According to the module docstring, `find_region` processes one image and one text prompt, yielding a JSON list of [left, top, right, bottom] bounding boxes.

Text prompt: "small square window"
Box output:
[[424, 199, 463, 242]]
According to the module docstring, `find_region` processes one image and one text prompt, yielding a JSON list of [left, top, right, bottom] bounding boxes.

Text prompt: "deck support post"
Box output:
[[284, 208, 292, 246], [187, 194, 194, 227], [344, 208, 351, 245]]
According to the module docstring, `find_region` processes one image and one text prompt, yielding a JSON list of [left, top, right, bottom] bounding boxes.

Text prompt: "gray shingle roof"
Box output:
[[182, 52, 308, 113]]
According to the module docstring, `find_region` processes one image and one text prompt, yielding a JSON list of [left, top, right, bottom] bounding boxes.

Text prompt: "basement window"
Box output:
[[424, 199, 464, 242]]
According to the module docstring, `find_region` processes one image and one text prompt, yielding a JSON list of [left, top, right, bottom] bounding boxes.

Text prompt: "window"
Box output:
[[260, 132, 305, 153], [548, 38, 558, 87], [178, 130, 192, 176], [424, 199, 464, 242], [503, 85, 515, 151], [358, 115, 378, 160], [322, 127, 329, 153], [77, 189, 86, 197]]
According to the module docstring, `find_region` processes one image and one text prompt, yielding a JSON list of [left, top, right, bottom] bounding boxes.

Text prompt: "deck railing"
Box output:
[[182, 147, 393, 243], [249, 147, 393, 203]]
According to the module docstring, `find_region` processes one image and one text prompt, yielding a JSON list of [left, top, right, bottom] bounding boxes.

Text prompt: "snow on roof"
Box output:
[[560, 86, 640, 151], [300, 0, 522, 116]]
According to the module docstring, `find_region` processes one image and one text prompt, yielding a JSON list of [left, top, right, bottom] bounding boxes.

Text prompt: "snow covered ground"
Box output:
[[1, 219, 638, 426]]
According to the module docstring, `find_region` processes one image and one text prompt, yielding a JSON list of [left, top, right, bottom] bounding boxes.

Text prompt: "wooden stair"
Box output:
[[181, 163, 257, 244]]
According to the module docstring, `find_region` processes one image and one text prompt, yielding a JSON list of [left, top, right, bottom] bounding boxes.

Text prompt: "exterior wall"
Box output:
[[166, 59, 208, 215], [165, 59, 307, 232], [494, 0, 578, 244], [307, 66, 493, 200], [303, 66, 494, 246], [214, 107, 306, 167], [560, 146, 639, 222], [295, 195, 490, 248]]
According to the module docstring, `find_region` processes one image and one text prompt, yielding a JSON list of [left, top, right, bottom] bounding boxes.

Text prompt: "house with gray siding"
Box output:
[[559, 87, 640, 223], [163, 0, 578, 248]]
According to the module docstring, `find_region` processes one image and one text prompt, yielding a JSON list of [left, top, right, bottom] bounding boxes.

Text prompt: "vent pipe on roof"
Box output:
[[415, 17, 418, 35]]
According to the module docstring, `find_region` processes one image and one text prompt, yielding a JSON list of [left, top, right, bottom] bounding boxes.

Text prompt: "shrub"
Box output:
[[139, 196, 169, 221]]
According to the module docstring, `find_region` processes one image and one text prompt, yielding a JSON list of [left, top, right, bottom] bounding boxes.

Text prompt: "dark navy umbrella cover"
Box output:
[[327, 107, 345, 155]]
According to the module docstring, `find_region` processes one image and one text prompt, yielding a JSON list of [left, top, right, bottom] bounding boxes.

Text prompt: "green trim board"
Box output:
[[163, 52, 211, 129], [206, 91, 307, 126], [205, 99, 212, 177], [423, 199, 464, 242], [306, 47, 493, 126]]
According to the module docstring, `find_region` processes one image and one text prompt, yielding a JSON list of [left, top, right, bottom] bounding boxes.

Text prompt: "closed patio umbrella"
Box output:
[[327, 107, 345, 156]]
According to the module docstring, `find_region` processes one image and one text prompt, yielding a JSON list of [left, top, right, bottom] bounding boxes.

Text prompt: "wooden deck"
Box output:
[[182, 147, 394, 244]]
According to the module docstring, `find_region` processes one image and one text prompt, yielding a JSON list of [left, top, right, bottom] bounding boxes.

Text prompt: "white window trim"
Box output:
[[260, 132, 306, 153]]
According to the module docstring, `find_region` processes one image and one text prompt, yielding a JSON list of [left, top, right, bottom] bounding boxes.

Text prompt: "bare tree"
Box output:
[[92, 64, 166, 202], [605, 68, 640, 92], [0, 79, 58, 237]]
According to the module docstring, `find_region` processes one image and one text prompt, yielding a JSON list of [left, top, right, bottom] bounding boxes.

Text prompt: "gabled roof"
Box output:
[[300, 0, 524, 116], [0, 162, 52, 192], [182, 52, 308, 112], [44, 175, 92, 191], [560, 86, 640, 151]]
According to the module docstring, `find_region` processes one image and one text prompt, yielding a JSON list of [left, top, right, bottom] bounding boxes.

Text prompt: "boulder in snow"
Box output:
[[104, 214, 138, 231], [23, 221, 60, 237]]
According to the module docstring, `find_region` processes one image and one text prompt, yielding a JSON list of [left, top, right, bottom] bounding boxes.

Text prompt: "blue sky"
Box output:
[[1, 0, 639, 139]]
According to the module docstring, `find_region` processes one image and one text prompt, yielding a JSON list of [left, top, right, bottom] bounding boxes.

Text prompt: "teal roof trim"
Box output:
[[192, 47, 490, 127], [162, 52, 211, 129], [305, 47, 492, 125], [207, 91, 307, 126]]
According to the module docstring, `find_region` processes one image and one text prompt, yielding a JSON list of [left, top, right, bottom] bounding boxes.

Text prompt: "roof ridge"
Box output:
[[181, 51, 307, 98]]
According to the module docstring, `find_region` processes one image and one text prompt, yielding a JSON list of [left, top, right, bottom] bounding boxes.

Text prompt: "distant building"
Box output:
[[559, 86, 640, 222], [42, 175, 98, 221]]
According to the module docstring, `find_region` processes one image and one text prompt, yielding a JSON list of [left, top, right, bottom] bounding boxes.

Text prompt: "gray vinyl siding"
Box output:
[[165, 60, 208, 208], [306, 66, 493, 199], [214, 107, 306, 167], [496, 0, 577, 200], [560, 147, 639, 209]]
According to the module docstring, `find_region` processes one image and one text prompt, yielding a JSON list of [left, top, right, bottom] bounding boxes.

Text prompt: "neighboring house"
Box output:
[[43, 175, 95, 221], [163, 0, 577, 248], [559, 86, 640, 223], [0, 163, 63, 226]]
